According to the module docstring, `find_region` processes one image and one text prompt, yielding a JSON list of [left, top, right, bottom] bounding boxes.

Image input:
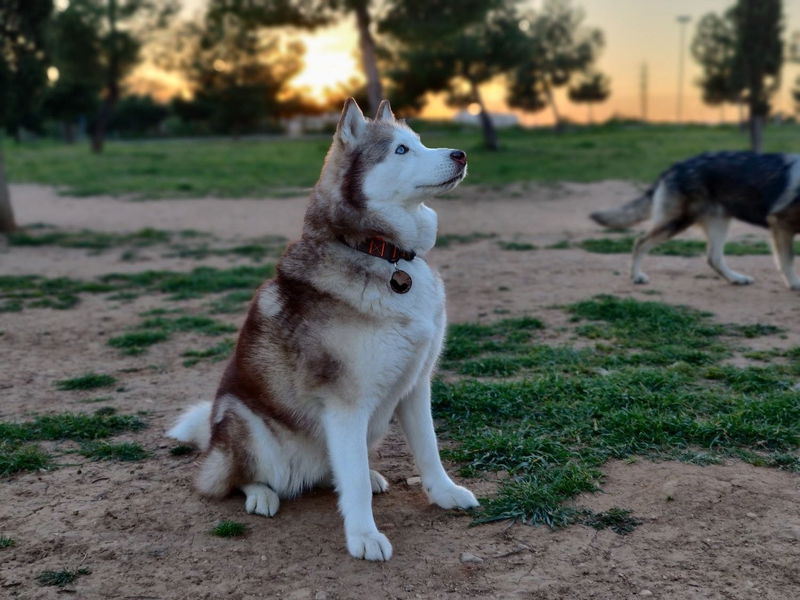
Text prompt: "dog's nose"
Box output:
[[450, 150, 467, 166]]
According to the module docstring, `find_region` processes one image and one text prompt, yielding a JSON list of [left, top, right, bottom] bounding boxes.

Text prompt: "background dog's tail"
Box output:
[[166, 401, 212, 451], [590, 190, 654, 229]]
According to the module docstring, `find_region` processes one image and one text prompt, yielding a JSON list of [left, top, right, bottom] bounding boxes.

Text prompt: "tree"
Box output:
[[508, 0, 604, 130], [793, 76, 800, 115], [381, 0, 527, 150], [0, 0, 53, 233], [692, 0, 783, 152], [70, 0, 177, 153], [691, 11, 743, 109], [207, 0, 384, 115], [43, 2, 104, 142], [165, 15, 304, 135], [567, 70, 610, 123]]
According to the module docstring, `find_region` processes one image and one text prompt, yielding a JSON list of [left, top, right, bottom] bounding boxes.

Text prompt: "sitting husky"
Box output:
[[167, 98, 478, 561], [590, 151, 800, 289]]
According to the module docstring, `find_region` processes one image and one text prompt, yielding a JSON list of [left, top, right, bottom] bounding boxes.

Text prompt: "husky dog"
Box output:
[[167, 99, 478, 561], [590, 151, 800, 289]]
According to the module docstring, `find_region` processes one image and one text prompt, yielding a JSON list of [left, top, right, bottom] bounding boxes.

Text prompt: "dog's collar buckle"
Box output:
[[351, 236, 415, 264]]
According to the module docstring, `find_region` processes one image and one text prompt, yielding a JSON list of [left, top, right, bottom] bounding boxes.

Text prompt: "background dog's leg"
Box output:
[[700, 215, 753, 285], [322, 406, 392, 561], [397, 382, 479, 510], [631, 221, 686, 284], [768, 225, 800, 290]]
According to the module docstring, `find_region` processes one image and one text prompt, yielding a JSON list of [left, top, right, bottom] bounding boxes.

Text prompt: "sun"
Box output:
[[289, 20, 364, 102]]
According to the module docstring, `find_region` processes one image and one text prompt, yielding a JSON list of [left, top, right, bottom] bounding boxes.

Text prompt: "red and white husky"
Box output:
[[168, 98, 478, 561]]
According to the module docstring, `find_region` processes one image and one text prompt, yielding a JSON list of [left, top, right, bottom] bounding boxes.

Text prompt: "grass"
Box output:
[[436, 232, 497, 248], [35, 568, 91, 587], [498, 241, 537, 251], [109, 315, 236, 356], [434, 295, 800, 528], [8, 227, 170, 251], [6, 123, 800, 197], [55, 373, 117, 391], [579, 236, 800, 256], [1, 264, 274, 311], [79, 441, 149, 461], [0, 408, 146, 476], [583, 508, 642, 535], [211, 520, 247, 538], [0, 535, 14, 548], [169, 444, 196, 456], [182, 338, 236, 367]]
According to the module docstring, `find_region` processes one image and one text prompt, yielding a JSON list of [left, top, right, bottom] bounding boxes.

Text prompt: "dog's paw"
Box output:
[[242, 483, 280, 517], [632, 273, 650, 285], [346, 530, 393, 561], [427, 483, 479, 510], [729, 274, 754, 285], [369, 469, 389, 494]]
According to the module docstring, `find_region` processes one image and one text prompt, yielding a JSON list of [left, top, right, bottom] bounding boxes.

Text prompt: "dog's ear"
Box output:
[[375, 99, 394, 122], [336, 98, 366, 146]]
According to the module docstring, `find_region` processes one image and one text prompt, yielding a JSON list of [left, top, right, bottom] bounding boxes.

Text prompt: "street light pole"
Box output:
[[676, 15, 691, 123]]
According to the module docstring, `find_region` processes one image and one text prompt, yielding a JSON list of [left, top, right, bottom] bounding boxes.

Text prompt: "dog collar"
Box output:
[[340, 236, 415, 294], [349, 236, 416, 264]]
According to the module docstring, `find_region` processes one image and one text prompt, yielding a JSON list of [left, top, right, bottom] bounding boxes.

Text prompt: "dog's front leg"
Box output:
[[397, 382, 479, 510], [322, 406, 392, 561]]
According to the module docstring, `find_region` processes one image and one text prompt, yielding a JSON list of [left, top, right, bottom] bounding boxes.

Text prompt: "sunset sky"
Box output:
[[145, 0, 800, 124]]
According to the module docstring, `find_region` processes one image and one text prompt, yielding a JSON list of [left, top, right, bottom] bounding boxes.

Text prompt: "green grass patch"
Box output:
[[7, 123, 800, 196], [79, 441, 149, 461], [35, 568, 91, 587], [8, 227, 170, 251], [1, 264, 274, 312], [436, 232, 497, 248], [0, 408, 146, 476], [435, 295, 797, 527], [169, 444, 196, 456], [109, 314, 236, 356], [0, 535, 15, 548], [55, 373, 117, 391], [182, 339, 236, 367], [108, 330, 170, 355], [211, 520, 246, 538], [498, 241, 537, 251], [579, 236, 800, 256]]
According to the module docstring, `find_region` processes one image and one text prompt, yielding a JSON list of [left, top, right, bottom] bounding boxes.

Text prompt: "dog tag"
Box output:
[[390, 270, 412, 294]]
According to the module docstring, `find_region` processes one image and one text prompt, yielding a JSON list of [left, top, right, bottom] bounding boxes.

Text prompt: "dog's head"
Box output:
[[310, 98, 467, 253]]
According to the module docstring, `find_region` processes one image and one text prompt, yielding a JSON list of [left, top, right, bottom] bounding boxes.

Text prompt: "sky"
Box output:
[[152, 0, 800, 124]]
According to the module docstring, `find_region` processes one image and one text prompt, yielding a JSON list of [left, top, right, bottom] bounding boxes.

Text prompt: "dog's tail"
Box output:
[[166, 401, 212, 451], [590, 189, 655, 229]]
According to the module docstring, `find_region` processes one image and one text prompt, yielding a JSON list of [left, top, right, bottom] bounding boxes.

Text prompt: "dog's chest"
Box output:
[[325, 261, 444, 399]]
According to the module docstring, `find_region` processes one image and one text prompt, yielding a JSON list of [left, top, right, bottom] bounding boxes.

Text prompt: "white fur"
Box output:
[[167, 100, 478, 561], [166, 401, 212, 451]]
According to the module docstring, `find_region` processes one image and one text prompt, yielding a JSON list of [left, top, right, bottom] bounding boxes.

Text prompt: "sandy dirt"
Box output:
[[1, 182, 799, 599]]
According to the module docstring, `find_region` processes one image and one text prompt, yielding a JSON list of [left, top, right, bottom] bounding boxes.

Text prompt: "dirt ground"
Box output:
[[1, 182, 799, 599]]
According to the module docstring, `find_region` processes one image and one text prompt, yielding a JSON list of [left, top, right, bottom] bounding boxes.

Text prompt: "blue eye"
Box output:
[[395, 144, 408, 155]]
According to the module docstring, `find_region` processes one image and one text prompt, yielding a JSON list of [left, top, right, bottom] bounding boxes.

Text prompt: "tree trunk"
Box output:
[[91, 0, 119, 154], [0, 148, 18, 233], [470, 80, 498, 151], [353, 2, 383, 116], [748, 112, 764, 153], [543, 80, 563, 131]]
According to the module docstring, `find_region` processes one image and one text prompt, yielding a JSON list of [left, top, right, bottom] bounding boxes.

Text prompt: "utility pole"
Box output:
[[676, 15, 691, 123], [640, 63, 648, 122]]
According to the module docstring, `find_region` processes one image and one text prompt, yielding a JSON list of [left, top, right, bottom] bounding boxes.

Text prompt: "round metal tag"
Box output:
[[389, 270, 412, 294]]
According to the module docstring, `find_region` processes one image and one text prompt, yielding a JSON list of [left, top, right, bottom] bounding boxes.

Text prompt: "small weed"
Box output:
[[79, 441, 149, 461], [108, 330, 169, 355], [182, 339, 236, 367], [583, 508, 642, 535], [170, 444, 195, 456], [498, 241, 537, 251], [0, 442, 50, 476], [35, 568, 91, 587], [211, 520, 246, 538], [436, 232, 497, 248], [0, 535, 15, 548], [55, 373, 116, 391]]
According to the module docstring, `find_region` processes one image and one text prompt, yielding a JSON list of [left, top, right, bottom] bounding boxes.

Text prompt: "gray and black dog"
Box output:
[[591, 151, 800, 289]]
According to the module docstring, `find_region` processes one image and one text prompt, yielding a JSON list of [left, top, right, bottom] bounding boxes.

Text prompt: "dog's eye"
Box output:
[[395, 144, 409, 155]]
